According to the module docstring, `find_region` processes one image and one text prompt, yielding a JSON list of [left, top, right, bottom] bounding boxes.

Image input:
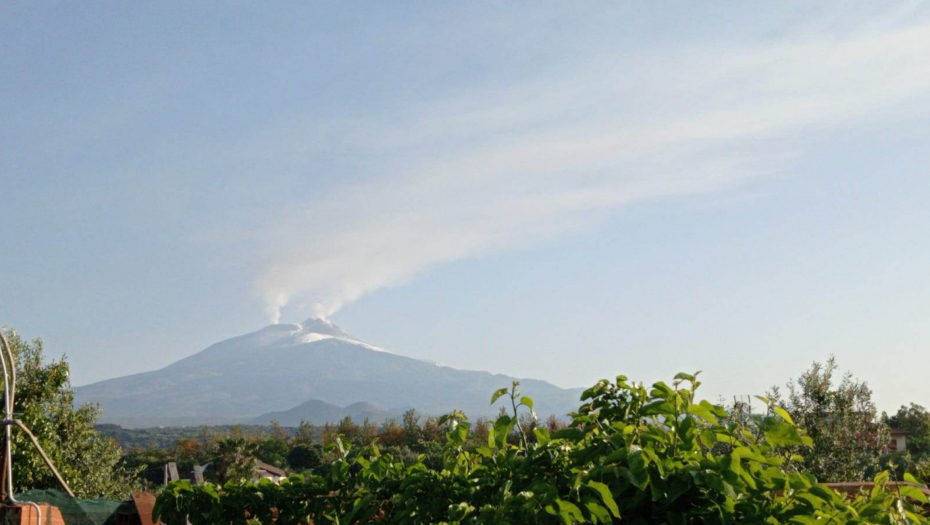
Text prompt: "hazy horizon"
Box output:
[[2, 3, 929, 413]]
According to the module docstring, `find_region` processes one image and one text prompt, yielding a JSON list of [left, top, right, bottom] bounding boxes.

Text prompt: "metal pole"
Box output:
[[6, 420, 73, 497], [1, 330, 20, 499]]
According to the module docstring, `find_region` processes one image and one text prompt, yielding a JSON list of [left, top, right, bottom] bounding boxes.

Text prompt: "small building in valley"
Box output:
[[888, 428, 908, 453], [254, 460, 287, 483]]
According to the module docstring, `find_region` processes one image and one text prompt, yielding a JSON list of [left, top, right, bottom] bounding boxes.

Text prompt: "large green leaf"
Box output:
[[586, 480, 620, 518], [490, 387, 509, 405]]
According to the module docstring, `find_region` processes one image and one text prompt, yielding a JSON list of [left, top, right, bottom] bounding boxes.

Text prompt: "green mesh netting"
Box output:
[[6, 489, 126, 525]]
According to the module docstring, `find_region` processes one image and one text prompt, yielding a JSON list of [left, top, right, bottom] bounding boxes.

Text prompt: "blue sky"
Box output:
[[2, 2, 929, 411]]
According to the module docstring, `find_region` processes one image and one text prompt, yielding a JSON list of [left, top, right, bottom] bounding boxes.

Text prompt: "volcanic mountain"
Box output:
[[74, 318, 583, 427]]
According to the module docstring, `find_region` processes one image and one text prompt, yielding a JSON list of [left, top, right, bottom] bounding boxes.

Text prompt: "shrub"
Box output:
[[155, 372, 930, 524]]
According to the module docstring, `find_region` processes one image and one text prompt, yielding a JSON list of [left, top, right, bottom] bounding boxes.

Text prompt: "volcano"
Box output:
[[74, 318, 583, 427]]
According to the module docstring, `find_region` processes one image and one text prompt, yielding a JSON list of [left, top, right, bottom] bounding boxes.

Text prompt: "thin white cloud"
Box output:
[[254, 15, 930, 322]]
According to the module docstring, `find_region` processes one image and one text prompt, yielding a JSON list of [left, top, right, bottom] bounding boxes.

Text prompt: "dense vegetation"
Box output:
[[98, 424, 285, 451], [6, 327, 930, 522], [154, 374, 930, 524], [1, 330, 141, 498], [884, 404, 930, 483], [115, 409, 539, 487]]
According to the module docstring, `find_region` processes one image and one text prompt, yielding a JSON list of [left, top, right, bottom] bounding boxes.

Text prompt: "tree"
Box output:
[[470, 417, 490, 446], [772, 357, 889, 482], [886, 403, 930, 459], [401, 408, 420, 446], [543, 414, 567, 433], [174, 436, 207, 467], [254, 422, 289, 468], [286, 444, 323, 471], [211, 437, 257, 483], [293, 420, 316, 447], [1, 329, 140, 498], [335, 416, 361, 446], [376, 419, 407, 447]]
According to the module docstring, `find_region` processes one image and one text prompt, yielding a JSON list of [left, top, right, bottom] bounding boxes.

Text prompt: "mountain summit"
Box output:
[[296, 317, 351, 339], [253, 318, 387, 351], [75, 319, 582, 427]]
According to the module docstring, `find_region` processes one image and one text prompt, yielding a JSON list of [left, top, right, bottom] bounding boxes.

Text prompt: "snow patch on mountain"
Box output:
[[300, 333, 334, 344], [265, 317, 393, 353]]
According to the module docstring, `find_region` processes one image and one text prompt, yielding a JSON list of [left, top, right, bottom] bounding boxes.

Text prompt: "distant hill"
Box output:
[[251, 399, 398, 426], [75, 318, 583, 427]]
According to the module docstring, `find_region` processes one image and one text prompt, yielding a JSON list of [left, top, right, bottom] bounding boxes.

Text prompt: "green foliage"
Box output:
[[2, 329, 141, 498], [887, 404, 930, 459], [154, 371, 930, 524], [917, 457, 930, 484], [286, 444, 323, 471], [98, 423, 294, 451], [772, 357, 889, 483], [116, 425, 299, 488], [254, 424, 290, 469], [213, 437, 259, 484], [873, 450, 918, 482]]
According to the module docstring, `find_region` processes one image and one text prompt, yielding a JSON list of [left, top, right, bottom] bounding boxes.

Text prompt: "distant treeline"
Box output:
[[97, 423, 298, 450]]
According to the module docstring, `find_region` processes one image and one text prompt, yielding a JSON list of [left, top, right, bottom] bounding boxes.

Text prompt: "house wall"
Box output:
[[896, 435, 907, 451], [889, 434, 907, 452]]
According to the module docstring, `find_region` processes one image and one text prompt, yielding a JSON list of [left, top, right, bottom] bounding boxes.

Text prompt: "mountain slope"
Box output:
[[74, 318, 584, 427], [251, 400, 397, 426]]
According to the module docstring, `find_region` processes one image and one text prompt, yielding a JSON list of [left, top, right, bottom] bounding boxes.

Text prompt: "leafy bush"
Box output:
[[2, 330, 141, 498], [154, 372, 930, 524]]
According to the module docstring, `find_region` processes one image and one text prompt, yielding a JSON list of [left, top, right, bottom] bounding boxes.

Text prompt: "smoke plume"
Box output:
[[255, 14, 930, 322]]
